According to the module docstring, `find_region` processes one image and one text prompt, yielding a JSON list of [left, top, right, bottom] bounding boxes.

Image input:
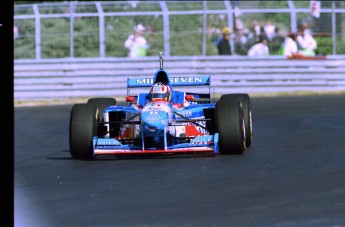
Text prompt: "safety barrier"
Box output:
[[14, 55, 345, 101]]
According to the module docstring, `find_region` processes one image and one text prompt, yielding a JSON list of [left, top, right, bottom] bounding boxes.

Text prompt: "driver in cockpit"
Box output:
[[149, 82, 171, 102]]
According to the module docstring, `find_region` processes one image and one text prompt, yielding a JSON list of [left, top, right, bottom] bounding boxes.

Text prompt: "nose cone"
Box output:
[[141, 103, 171, 136], [141, 110, 169, 135]]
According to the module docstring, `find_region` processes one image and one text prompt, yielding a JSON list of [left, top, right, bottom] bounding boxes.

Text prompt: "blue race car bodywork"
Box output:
[[95, 74, 219, 155], [69, 52, 252, 160]]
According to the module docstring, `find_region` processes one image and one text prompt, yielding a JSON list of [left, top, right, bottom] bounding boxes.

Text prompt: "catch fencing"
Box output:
[[14, 56, 345, 101]]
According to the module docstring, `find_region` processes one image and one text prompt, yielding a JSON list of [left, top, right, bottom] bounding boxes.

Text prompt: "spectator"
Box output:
[[124, 24, 149, 58], [233, 18, 248, 55], [235, 18, 244, 31], [264, 20, 275, 42], [208, 14, 225, 46], [279, 32, 298, 58], [216, 27, 232, 55], [247, 34, 269, 57], [269, 27, 285, 54], [251, 19, 261, 37], [249, 20, 261, 38], [246, 19, 261, 51], [208, 14, 226, 40], [296, 22, 317, 56], [234, 28, 248, 55], [14, 25, 19, 40]]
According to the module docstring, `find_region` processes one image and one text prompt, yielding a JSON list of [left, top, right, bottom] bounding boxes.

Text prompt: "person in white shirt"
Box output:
[[296, 22, 317, 56], [247, 34, 269, 57], [282, 32, 298, 58], [264, 20, 275, 42], [124, 24, 149, 58]]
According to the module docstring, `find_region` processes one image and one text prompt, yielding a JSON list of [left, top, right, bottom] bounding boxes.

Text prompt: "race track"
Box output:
[[15, 95, 345, 226]]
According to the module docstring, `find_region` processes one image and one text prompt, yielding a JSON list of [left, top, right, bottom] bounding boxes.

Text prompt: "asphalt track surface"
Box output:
[[15, 95, 345, 227]]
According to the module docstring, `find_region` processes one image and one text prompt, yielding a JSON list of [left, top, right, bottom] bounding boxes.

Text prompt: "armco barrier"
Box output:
[[14, 55, 345, 101]]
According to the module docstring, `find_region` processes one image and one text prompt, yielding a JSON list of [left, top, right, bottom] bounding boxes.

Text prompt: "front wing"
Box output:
[[93, 134, 219, 156]]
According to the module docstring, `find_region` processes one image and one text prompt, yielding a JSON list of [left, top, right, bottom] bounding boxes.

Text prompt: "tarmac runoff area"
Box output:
[[14, 93, 345, 226]]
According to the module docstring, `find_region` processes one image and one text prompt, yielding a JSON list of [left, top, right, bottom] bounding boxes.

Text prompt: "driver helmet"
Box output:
[[149, 82, 171, 102]]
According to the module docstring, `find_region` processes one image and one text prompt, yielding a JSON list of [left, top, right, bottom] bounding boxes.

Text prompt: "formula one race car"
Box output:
[[69, 52, 252, 160]]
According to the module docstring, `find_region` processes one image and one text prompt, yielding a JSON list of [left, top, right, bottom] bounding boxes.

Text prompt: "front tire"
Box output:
[[87, 97, 117, 122], [216, 95, 246, 155], [69, 104, 97, 160], [221, 94, 252, 147]]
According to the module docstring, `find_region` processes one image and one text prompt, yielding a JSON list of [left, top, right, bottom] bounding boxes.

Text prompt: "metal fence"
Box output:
[[14, 1, 345, 59], [14, 55, 345, 101]]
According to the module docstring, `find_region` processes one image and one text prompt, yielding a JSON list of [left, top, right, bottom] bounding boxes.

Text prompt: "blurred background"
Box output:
[[14, 1, 345, 59], [13, 1, 345, 102]]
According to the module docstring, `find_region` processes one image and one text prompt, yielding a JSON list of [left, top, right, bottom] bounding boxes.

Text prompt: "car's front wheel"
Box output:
[[216, 95, 246, 155], [87, 97, 117, 122], [69, 104, 97, 160], [221, 94, 252, 147]]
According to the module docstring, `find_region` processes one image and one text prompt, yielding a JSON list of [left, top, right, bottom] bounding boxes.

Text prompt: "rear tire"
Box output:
[[87, 97, 117, 122], [216, 95, 246, 155], [69, 104, 97, 160], [221, 94, 252, 147]]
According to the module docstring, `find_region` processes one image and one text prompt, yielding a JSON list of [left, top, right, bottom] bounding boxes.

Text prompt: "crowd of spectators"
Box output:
[[276, 21, 318, 58], [121, 1, 319, 58], [126, 18, 319, 58], [228, 18, 318, 58], [117, 0, 319, 59]]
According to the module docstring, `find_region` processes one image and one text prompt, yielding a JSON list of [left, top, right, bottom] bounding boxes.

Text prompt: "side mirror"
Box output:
[[185, 95, 194, 101], [126, 96, 135, 103]]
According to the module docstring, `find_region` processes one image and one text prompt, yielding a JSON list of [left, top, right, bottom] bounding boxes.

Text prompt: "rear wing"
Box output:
[[127, 76, 210, 88], [127, 76, 213, 104], [127, 76, 211, 98]]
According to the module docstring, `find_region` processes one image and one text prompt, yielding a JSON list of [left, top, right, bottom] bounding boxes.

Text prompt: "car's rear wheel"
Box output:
[[216, 95, 246, 155], [87, 97, 117, 122], [221, 94, 252, 147], [69, 104, 97, 160]]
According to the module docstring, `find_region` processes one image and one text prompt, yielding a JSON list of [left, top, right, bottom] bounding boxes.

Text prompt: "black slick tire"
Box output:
[[221, 94, 252, 147], [87, 97, 117, 122], [69, 104, 97, 160], [216, 95, 246, 155]]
